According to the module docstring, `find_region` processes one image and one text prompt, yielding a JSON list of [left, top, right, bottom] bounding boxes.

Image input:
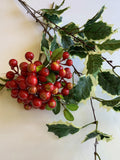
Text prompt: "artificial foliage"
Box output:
[[1, 0, 120, 159]]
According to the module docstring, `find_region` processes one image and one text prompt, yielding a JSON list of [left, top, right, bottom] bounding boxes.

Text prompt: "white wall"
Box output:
[[0, 0, 120, 160]]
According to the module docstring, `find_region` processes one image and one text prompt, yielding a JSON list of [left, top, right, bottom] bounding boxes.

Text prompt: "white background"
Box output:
[[0, 0, 120, 160]]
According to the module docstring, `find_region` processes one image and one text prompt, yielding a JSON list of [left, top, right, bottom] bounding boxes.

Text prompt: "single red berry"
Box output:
[[27, 63, 36, 72], [38, 75, 47, 82], [48, 99, 56, 108], [52, 86, 59, 95], [61, 88, 69, 96], [66, 59, 73, 66], [39, 104, 46, 110], [39, 67, 49, 76], [59, 65, 63, 70], [19, 81, 27, 90], [66, 82, 73, 90], [65, 68, 71, 74], [50, 51, 52, 56], [24, 104, 32, 110], [25, 52, 34, 61], [18, 90, 28, 100], [34, 60, 42, 66], [26, 75, 38, 87], [65, 73, 72, 79], [27, 94, 34, 102], [54, 81, 61, 89], [5, 81, 11, 89], [39, 90, 51, 101], [56, 60, 60, 64], [51, 62, 60, 71], [59, 69, 66, 77], [16, 76, 25, 84], [36, 84, 42, 93], [63, 52, 69, 60], [19, 62, 28, 72], [9, 59, 18, 68], [17, 98, 23, 103], [11, 89, 19, 97], [6, 71, 15, 80], [44, 83, 54, 92], [32, 98, 42, 109], [9, 80, 18, 89], [28, 86, 37, 94], [21, 71, 27, 77]]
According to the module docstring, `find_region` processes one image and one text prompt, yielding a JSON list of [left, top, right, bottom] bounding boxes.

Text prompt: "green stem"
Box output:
[[96, 152, 102, 160], [81, 121, 98, 129]]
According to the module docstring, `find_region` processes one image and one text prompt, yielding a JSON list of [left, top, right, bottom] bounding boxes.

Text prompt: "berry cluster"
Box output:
[[5, 51, 73, 110]]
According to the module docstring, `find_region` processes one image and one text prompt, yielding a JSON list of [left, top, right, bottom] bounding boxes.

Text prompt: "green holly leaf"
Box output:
[[93, 97, 120, 112], [87, 54, 103, 76], [59, 22, 79, 35], [0, 83, 5, 91], [36, 65, 44, 72], [61, 35, 74, 49], [66, 104, 79, 111], [63, 108, 74, 121], [85, 6, 105, 26], [41, 7, 69, 15], [97, 39, 120, 51], [67, 76, 93, 102], [83, 130, 112, 142], [54, 0, 65, 10], [50, 35, 59, 52], [84, 21, 112, 40], [51, 47, 63, 61], [41, 33, 49, 51], [85, 41, 95, 51], [47, 121, 80, 138], [98, 71, 120, 95], [68, 45, 87, 58], [46, 72, 56, 83], [43, 13, 62, 24], [43, 47, 51, 61], [52, 100, 61, 114]]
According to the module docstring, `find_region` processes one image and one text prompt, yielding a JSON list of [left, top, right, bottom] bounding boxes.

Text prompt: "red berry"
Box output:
[[27, 63, 36, 72], [27, 72, 37, 77], [51, 62, 60, 71], [39, 90, 51, 101], [26, 75, 38, 87], [24, 104, 32, 110], [39, 75, 47, 82], [9, 80, 18, 89], [54, 81, 61, 88], [32, 98, 42, 108], [28, 86, 37, 94], [65, 68, 71, 74], [6, 71, 15, 79], [18, 90, 28, 100], [52, 86, 59, 95], [36, 84, 42, 93], [21, 71, 27, 77], [63, 52, 69, 60], [25, 52, 34, 61], [27, 94, 34, 102], [48, 99, 56, 108], [39, 104, 46, 110], [19, 81, 27, 90], [17, 98, 23, 103], [9, 59, 18, 68], [34, 60, 42, 66], [19, 62, 28, 71], [65, 73, 72, 79], [39, 67, 49, 76], [61, 88, 69, 96], [66, 59, 73, 66], [44, 83, 54, 92], [59, 69, 66, 77], [50, 51, 52, 56], [66, 82, 73, 90], [5, 81, 11, 89], [16, 76, 25, 84], [11, 89, 19, 97]]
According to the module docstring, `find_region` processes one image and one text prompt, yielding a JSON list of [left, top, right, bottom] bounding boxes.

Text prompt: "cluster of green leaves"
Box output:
[[39, 0, 120, 140]]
